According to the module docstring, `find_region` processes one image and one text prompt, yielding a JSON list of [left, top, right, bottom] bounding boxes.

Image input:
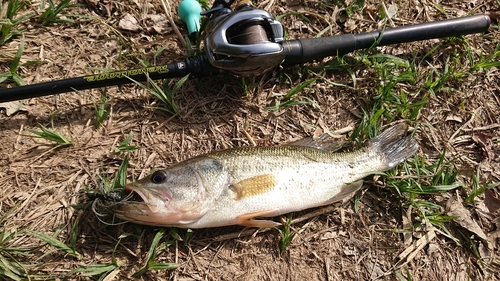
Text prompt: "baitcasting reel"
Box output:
[[202, 0, 285, 75]]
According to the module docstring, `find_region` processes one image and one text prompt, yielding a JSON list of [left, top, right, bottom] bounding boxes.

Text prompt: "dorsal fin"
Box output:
[[287, 133, 345, 152]]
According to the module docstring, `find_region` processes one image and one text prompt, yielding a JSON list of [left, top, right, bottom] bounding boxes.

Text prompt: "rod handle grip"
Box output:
[[283, 14, 491, 65]]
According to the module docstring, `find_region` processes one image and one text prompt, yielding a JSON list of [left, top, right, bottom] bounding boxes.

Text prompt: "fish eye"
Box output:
[[151, 171, 167, 184]]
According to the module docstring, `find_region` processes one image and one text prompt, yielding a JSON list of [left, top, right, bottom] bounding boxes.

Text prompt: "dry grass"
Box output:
[[0, 0, 499, 280]]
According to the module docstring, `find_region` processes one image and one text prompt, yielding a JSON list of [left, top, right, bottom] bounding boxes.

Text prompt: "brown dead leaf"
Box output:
[[445, 114, 463, 123], [472, 132, 497, 161], [484, 188, 500, 215], [290, 20, 311, 33], [0, 101, 28, 116], [118, 13, 140, 32], [395, 227, 437, 268], [344, 18, 357, 32], [146, 14, 171, 34], [446, 196, 489, 242]]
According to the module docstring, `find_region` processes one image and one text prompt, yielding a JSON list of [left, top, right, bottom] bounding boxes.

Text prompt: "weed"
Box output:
[[275, 11, 311, 22], [353, 191, 362, 213], [152, 44, 170, 65], [25, 123, 73, 148], [0, 0, 34, 45], [470, 43, 500, 72], [128, 74, 189, 114], [69, 263, 119, 280], [169, 228, 194, 244], [132, 229, 178, 277], [385, 151, 462, 242], [69, 219, 79, 256], [264, 75, 319, 111], [0, 35, 25, 86], [82, 151, 130, 227], [0, 229, 31, 280], [28, 229, 82, 260], [114, 133, 139, 153], [332, 0, 366, 16], [277, 214, 295, 255], [464, 167, 483, 205], [0, 203, 38, 280], [94, 90, 111, 129], [107, 153, 130, 191], [239, 76, 259, 96], [466, 170, 500, 206], [423, 56, 454, 95], [394, 268, 413, 281], [68, 234, 121, 279], [87, 153, 130, 203], [348, 53, 427, 143], [37, 0, 82, 26], [185, 35, 196, 57]]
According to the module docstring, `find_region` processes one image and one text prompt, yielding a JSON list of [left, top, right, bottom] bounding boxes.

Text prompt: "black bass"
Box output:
[[99, 123, 418, 228]]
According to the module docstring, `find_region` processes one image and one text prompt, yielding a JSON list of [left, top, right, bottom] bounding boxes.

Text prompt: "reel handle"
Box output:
[[178, 0, 202, 37]]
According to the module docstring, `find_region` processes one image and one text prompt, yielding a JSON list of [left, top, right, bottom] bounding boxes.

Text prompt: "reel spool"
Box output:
[[203, 1, 285, 75]]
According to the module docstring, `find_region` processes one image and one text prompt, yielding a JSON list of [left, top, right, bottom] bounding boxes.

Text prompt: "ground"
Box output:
[[0, 0, 499, 280]]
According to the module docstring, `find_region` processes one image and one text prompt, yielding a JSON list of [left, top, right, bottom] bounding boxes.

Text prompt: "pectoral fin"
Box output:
[[323, 180, 363, 205], [236, 210, 281, 228], [230, 174, 276, 200]]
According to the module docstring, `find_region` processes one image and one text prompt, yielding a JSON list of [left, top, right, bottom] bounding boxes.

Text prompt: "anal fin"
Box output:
[[323, 180, 363, 205], [236, 210, 281, 228]]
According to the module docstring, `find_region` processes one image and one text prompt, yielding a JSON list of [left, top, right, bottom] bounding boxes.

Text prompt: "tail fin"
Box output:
[[368, 123, 419, 169]]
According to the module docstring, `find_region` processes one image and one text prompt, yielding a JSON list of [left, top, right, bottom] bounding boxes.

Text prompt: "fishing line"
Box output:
[[228, 0, 270, 45], [230, 23, 269, 45]]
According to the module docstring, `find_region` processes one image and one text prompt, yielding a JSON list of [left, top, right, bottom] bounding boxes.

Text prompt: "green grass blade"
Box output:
[[27, 230, 82, 260], [94, 90, 111, 129], [278, 214, 295, 255], [126, 75, 182, 114], [9, 35, 24, 73], [170, 73, 190, 97], [132, 229, 177, 277], [69, 263, 118, 277], [283, 77, 317, 100], [69, 219, 79, 253], [111, 154, 129, 189], [0, 255, 25, 281], [25, 123, 73, 146], [11, 73, 25, 86], [114, 133, 139, 153], [148, 261, 178, 271]]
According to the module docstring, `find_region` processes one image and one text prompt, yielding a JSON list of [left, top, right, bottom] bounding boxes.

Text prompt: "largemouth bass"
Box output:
[[99, 123, 418, 228]]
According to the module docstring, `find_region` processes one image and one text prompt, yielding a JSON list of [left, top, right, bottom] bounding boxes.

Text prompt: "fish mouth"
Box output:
[[119, 187, 143, 202], [120, 184, 168, 214], [112, 184, 206, 227]]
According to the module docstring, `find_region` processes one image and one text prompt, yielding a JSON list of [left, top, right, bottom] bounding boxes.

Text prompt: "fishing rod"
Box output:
[[0, 0, 492, 103]]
